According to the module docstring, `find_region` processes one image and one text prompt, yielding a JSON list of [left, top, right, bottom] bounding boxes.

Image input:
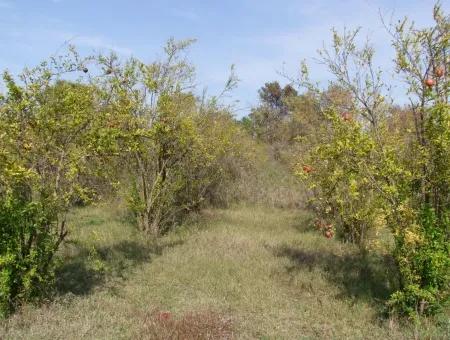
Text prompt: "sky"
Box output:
[[0, 0, 448, 117]]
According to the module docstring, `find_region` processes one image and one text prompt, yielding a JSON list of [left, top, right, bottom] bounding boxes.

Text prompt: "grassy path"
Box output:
[[0, 205, 446, 339]]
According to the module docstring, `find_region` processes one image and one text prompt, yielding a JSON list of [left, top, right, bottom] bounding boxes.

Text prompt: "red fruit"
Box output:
[[341, 111, 352, 121], [303, 165, 313, 174], [315, 219, 326, 230], [424, 78, 435, 87], [435, 67, 444, 78]]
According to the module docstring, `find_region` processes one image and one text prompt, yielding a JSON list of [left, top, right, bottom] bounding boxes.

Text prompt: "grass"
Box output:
[[0, 203, 448, 339]]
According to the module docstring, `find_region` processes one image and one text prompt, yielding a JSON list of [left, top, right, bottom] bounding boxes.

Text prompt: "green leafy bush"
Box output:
[[388, 205, 449, 317], [0, 195, 61, 317], [0, 49, 111, 316], [94, 40, 251, 236], [295, 3, 449, 318]]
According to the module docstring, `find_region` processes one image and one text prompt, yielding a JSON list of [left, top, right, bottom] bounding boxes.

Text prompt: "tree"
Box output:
[[249, 81, 298, 143], [295, 3, 449, 317], [0, 52, 109, 316], [95, 39, 248, 237]]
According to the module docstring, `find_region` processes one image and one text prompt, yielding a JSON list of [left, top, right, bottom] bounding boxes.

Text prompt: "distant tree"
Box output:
[[258, 81, 298, 116], [258, 81, 283, 108], [282, 84, 298, 101], [249, 81, 298, 143]]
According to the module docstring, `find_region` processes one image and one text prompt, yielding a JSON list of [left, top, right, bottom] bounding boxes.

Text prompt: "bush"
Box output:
[[297, 109, 382, 247], [94, 40, 251, 236], [388, 205, 449, 317], [0, 49, 111, 316], [294, 3, 449, 317], [0, 195, 61, 317]]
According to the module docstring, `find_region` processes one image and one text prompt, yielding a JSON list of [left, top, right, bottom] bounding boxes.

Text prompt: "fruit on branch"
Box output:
[[435, 67, 444, 78], [341, 111, 352, 121], [424, 78, 435, 87], [315, 219, 326, 230], [303, 165, 313, 173]]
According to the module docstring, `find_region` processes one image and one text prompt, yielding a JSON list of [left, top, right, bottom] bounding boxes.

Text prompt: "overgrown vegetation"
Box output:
[[290, 4, 450, 318], [91, 39, 250, 236], [1, 205, 447, 338], [0, 1, 448, 336], [0, 41, 252, 316], [0, 63, 109, 316]]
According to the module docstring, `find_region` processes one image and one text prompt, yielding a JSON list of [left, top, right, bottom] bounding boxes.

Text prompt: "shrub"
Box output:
[[297, 109, 383, 247], [388, 205, 449, 317], [294, 3, 449, 317], [0, 195, 61, 317], [0, 49, 111, 316], [95, 40, 250, 236]]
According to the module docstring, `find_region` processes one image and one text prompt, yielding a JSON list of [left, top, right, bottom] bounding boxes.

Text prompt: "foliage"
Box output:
[[294, 3, 449, 318], [0, 194, 59, 318], [388, 204, 449, 317], [247, 81, 298, 144], [92, 40, 250, 236], [296, 109, 384, 246], [0, 37, 254, 316], [0, 2, 447, 326], [386, 4, 449, 317], [0, 50, 110, 316]]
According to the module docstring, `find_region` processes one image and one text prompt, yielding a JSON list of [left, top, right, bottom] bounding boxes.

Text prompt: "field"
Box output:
[[1, 203, 447, 339]]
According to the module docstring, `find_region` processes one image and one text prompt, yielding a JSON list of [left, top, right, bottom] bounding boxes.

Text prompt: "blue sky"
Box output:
[[0, 0, 447, 116]]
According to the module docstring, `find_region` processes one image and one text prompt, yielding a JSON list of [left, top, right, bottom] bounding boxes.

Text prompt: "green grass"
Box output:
[[0, 203, 448, 339]]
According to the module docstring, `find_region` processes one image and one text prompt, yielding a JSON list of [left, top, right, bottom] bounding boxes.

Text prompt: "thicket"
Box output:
[[0, 3, 447, 323], [290, 5, 449, 318], [0, 41, 252, 316], [244, 3, 449, 320]]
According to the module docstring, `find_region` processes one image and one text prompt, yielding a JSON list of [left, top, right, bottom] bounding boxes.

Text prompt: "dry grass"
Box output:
[[137, 309, 233, 339], [234, 145, 306, 209], [0, 204, 448, 339]]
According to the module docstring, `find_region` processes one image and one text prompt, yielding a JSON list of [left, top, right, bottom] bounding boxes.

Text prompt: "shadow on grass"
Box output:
[[56, 239, 184, 296], [273, 244, 399, 304]]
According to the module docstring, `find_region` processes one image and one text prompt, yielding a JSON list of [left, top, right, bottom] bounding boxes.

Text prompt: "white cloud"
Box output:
[[30, 30, 134, 56], [69, 35, 134, 55], [235, 0, 437, 94]]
